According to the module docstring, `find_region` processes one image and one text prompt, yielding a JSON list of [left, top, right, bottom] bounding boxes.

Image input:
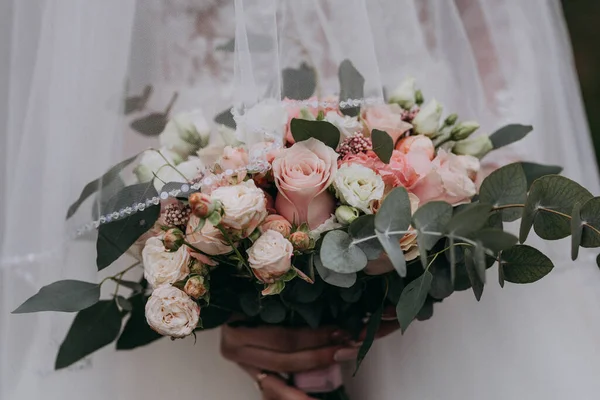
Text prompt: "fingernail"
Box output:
[[348, 340, 363, 348], [334, 348, 359, 362], [331, 329, 351, 344]]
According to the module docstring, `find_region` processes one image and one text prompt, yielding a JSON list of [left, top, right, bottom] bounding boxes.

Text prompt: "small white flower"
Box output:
[[142, 236, 190, 288], [452, 135, 493, 159], [153, 156, 204, 192], [334, 163, 385, 214], [234, 99, 288, 146], [247, 230, 293, 283], [134, 148, 182, 183], [145, 285, 200, 338], [160, 109, 211, 158], [389, 77, 416, 109], [412, 99, 443, 137], [324, 111, 363, 139], [309, 215, 343, 241]]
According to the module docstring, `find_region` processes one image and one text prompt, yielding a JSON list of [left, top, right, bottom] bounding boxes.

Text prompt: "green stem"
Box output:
[[155, 149, 190, 182], [216, 226, 252, 273], [99, 261, 141, 287]]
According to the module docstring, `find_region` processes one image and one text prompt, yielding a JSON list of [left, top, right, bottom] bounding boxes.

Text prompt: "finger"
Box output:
[[351, 320, 400, 346], [223, 324, 348, 352], [223, 343, 344, 373], [238, 364, 315, 400]]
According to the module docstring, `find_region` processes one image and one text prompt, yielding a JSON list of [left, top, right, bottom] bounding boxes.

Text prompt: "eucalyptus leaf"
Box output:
[[259, 298, 286, 324], [375, 187, 412, 233], [282, 63, 317, 100], [446, 203, 492, 237], [580, 197, 600, 247], [320, 230, 368, 273], [519, 162, 563, 188], [12, 280, 100, 314], [571, 202, 584, 260], [112, 279, 143, 293], [240, 291, 261, 317], [375, 231, 407, 277], [66, 154, 139, 219], [489, 124, 533, 149], [396, 271, 433, 333], [412, 201, 453, 250], [371, 129, 394, 163], [339, 283, 364, 303], [520, 175, 593, 242], [286, 278, 324, 304], [479, 163, 527, 221], [125, 85, 152, 114], [386, 273, 405, 304], [416, 299, 434, 321], [313, 255, 357, 288], [354, 303, 383, 375], [464, 248, 484, 301], [338, 59, 364, 117], [500, 245, 554, 284], [56, 300, 122, 369], [116, 295, 163, 350], [471, 228, 518, 254], [293, 302, 323, 329], [428, 258, 454, 300], [349, 215, 383, 260], [116, 295, 132, 311], [130, 112, 168, 136], [214, 107, 236, 129], [96, 183, 160, 271], [290, 119, 340, 150]]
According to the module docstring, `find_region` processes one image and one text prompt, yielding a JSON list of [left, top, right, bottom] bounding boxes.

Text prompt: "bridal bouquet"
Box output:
[[13, 61, 600, 398]]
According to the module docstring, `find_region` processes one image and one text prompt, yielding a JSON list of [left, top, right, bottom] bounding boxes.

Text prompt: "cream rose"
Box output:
[[334, 163, 385, 214], [145, 285, 200, 338], [186, 216, 232, 255], [247, 230, 293, 283], [210, 180, 268, 237], [142, 236, 190, 288], [273, 138, 338, 229]]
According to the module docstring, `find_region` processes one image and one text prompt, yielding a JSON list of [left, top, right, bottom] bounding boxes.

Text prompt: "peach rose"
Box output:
[[411, 149, 479, 205], [186, 216, 232, 255], [247, 230, 294, 284], [273, 138, 338, 229], [362, 104, 413, 145], [342, 150, 421, 191], [218, 146, 249, 171], [395, 135, 435, 161], [260, 214, 293, 237]]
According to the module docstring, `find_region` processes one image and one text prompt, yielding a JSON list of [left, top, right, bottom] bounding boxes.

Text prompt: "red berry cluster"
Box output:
[[337, 132, 373, 158], [164, 203, 192, 228]]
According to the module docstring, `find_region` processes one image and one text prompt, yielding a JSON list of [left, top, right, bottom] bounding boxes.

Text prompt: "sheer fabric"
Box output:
[[1, 1, 599, 399]]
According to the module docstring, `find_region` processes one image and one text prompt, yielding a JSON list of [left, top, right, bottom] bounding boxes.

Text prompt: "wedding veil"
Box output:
[[1, 1, 598, 399]]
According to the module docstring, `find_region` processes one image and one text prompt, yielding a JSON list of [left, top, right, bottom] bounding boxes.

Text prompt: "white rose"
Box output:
[[309, 214, 343, 241], [324, 111, 362, 139], [235, 99, 287, 146], [333, 163, 385, 214], [186, 216, 232, 255], [452, 135, 493, 159], [145, 285, 200, 338], [142, 236, 190, 288], [134, 148, 182, 183], [412, 99, 443, 137], [153, 156, 204, 192], [389, 77, 416, 109], [160, 109, 211, 158], [211, 180, 268, 237], [247, 230, 293, 283]]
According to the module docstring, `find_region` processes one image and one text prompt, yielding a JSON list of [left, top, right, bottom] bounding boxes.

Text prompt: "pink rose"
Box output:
[[260, 214, 293, 238], [218, 146, 248, 171], [362, 104, 413, 145], [342, 150, 420, 191], [411, 149, 479, 205], [272, 138, 338, 229], [186, 216, 232, 255], [395, 135, 435, 160]]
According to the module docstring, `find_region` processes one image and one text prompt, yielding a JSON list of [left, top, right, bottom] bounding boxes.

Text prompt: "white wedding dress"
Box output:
[[2, 1, 600, 400]]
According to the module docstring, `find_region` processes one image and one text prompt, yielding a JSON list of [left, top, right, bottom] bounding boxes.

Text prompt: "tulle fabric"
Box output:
[[1, 0, 599, 399]]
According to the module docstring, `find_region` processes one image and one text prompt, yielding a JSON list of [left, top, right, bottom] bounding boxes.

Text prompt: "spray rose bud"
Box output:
[[335, 205, 359, 225], [450, 121, 480, 141], [163, 228, 185, 251], [444, 113, 458, 126], [190, 259, 209, 276], [184, 275, 208, 299], [260, 214, 292, 238], [188, 192, 216, 218], [452, 135, 493, 159], [389, 78, 416, 109], [289, 231, 311, 251], [415, 90, 424, 105], [412, 99, 443, 137]]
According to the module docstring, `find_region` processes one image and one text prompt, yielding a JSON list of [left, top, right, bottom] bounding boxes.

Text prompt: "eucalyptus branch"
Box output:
[[99, 261, 141, 287]]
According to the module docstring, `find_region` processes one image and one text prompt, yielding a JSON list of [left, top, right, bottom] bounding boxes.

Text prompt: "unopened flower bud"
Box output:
[[190, 260, 209, 276], [289, 231, 311, 251], [163, 228, 185, 251], [389, 78, 416, 109], [452, 135, 493, 159], [188, 192, 216, 218], [415, 90, 424, 105], [335, 205, 359, 225], [450, 121, 480, 141], [444, 113, 458, 126], [412, 99, 443, 137], [184, 275, 208, 299]]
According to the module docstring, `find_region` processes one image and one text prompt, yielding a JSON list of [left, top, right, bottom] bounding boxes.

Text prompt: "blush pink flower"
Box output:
[[395, 135, 435, 160], [342, 150, 420, 191], [272, 138, 338, 229], [218, 146, 248, 171], [362, 104, 413, 145]]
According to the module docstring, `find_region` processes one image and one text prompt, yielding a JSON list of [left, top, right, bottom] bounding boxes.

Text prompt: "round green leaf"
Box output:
[[313, 255, 357, 288], [464, 248, 484, 301], [472, 228, 518, 254], [371, 129, 393, 163], [428, 259, 454, 300], [259, 298, 286, 324], [580, 197, 600, 248], [290, 119, 340, 149], [12, 280, 100, 314], [489, 124, 533, 149], [375, 187, 412, 233], [520, 176, 593, 242], [320, 230, 368, 273], [375, 231, 406, 277], [500, 245, 554, 284], [116, 295, 162, 350], [519, 162, 563, 188], [116, 295, 132, 312], [412, 201, 453, 250], [479, 163, 527, 221], [446, 203, 492, 237], [396, 271, 433, 333], [349, 215, 382, 260], [240, 291, 261, 317]]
